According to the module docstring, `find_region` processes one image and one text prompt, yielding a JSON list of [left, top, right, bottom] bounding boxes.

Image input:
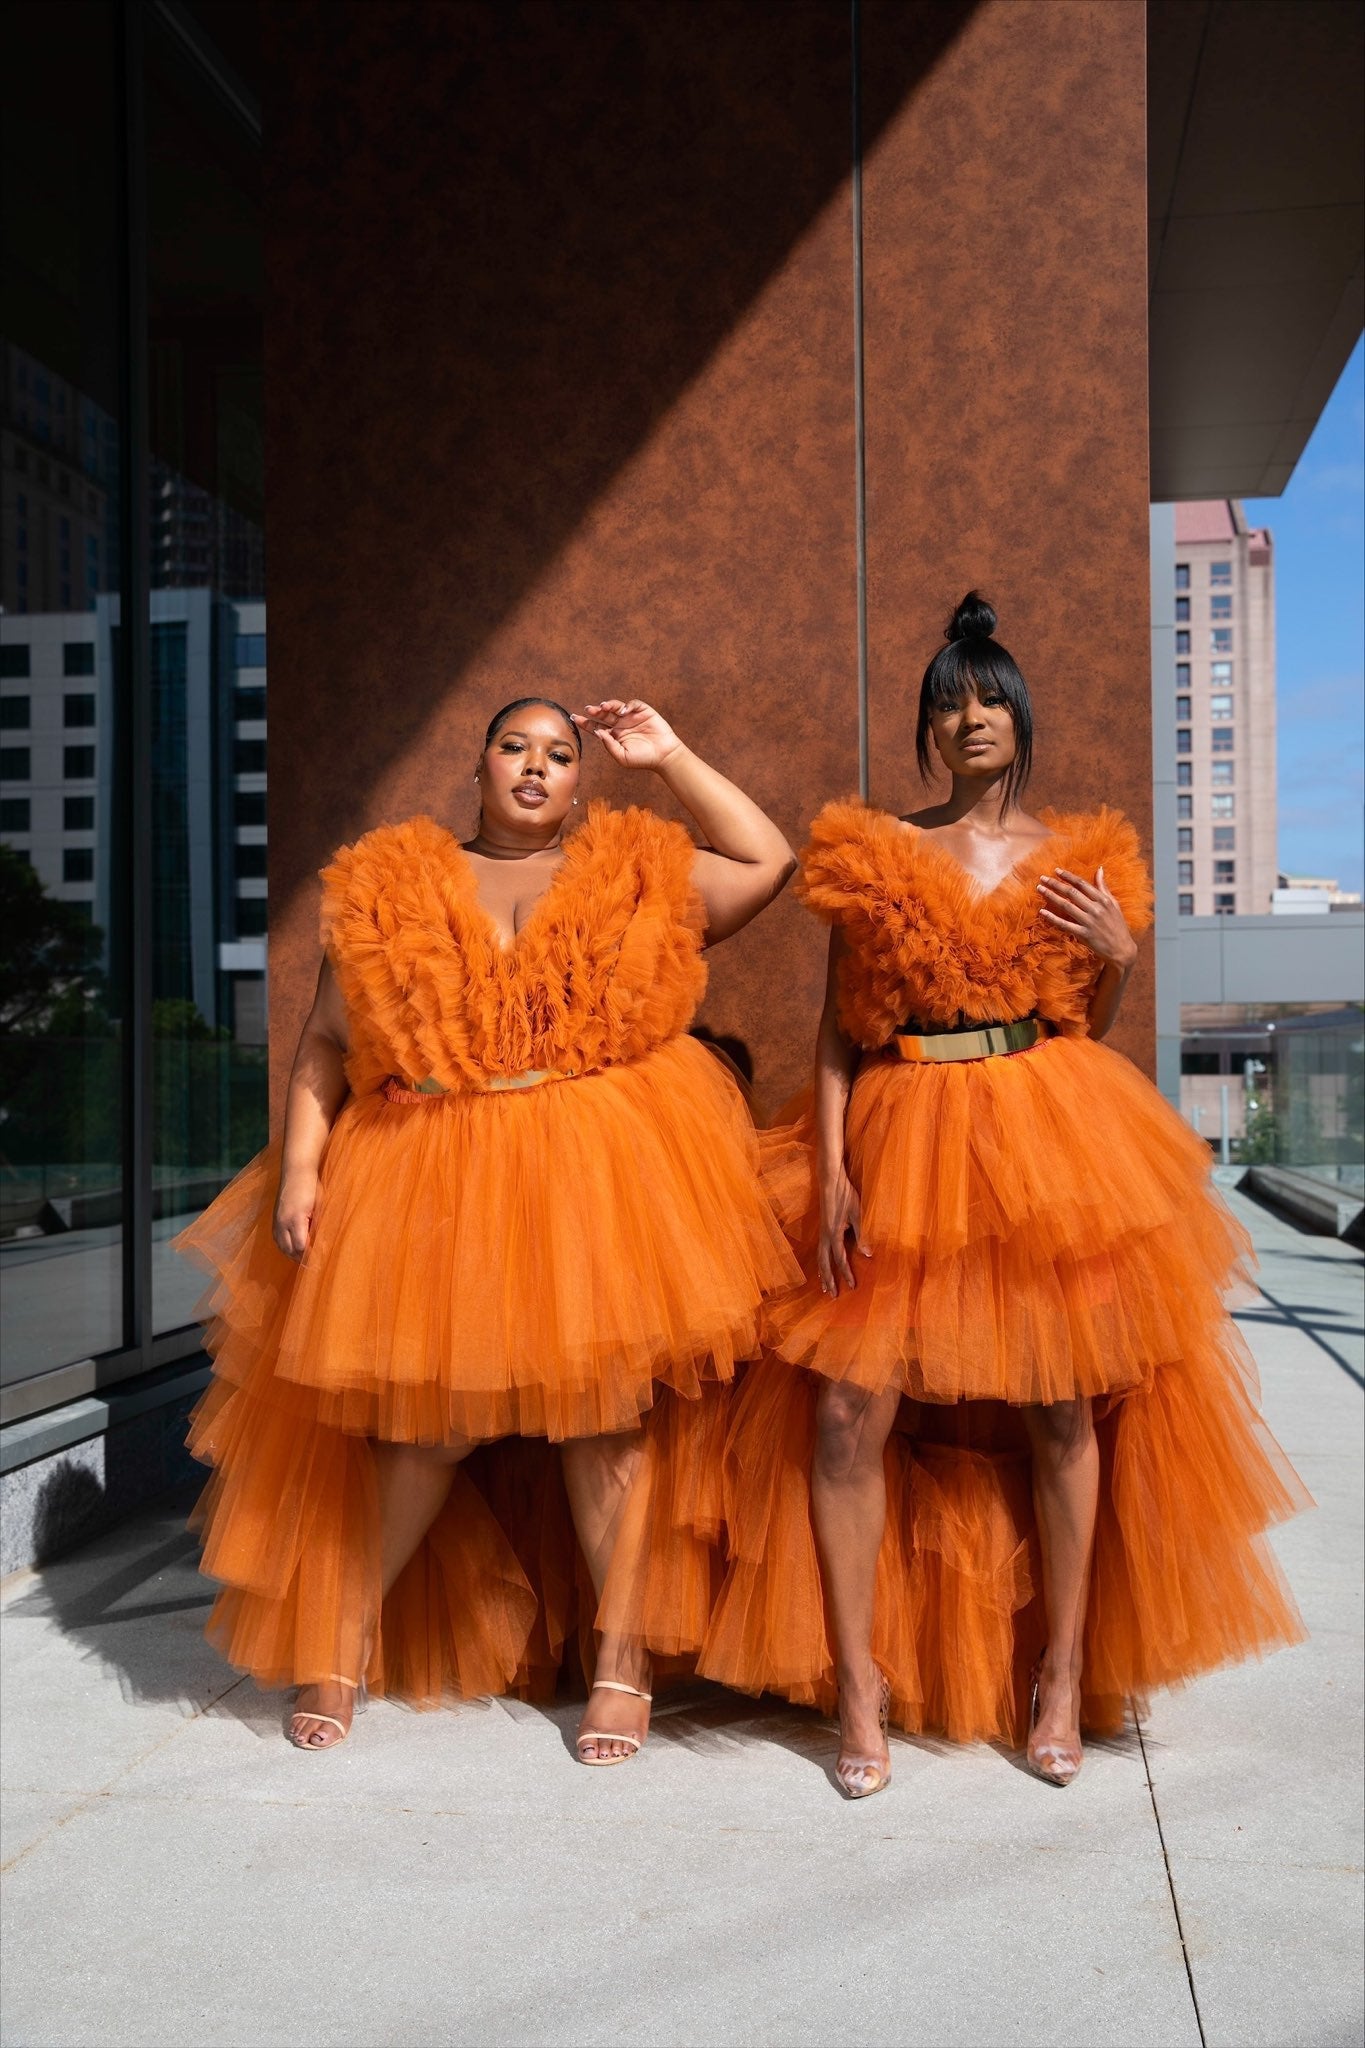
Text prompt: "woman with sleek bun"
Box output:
[[701, 595, 1307, 1795], [178, 695, 800, 1764]]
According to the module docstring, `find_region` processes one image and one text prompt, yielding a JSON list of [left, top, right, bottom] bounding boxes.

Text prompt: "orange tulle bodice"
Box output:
[[176, 803, 799, 1702], [699, 800, 1309, 1742]]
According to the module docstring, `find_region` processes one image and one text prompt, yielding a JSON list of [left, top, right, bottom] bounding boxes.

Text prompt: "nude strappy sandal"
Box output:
[[575, 1679, 652, 1766], [288, 1680, 367, 1751]]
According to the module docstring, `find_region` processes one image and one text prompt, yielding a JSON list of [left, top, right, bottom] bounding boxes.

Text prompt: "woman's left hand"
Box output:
[[1037, 866, 1137, 968], [576, 699, 684, 772]]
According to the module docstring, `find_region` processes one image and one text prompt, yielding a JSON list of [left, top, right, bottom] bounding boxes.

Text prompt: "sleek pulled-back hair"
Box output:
[[483, 696, 582, 754], [915, 592, 1033, 810]]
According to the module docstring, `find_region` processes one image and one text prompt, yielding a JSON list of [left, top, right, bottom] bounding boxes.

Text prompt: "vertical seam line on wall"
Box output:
[[851, 0, 870, 801]]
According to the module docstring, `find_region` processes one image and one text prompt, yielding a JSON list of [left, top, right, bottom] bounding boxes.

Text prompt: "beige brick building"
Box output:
[[1172, 502, 1277, 915]]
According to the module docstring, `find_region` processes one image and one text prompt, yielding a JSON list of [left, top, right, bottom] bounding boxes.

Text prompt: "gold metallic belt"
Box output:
[[384, 1068, 577, 1102], [887, 1016, 1055, 1064]]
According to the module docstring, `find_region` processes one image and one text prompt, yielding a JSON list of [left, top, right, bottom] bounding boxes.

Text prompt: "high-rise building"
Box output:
[[0, 592, 268, 1045], [1171, 502, 1277, 915]]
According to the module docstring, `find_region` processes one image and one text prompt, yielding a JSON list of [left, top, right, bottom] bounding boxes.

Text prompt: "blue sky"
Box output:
[[1243, 335, 1365, 894]]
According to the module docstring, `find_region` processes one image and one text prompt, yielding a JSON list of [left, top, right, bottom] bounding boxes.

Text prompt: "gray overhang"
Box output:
[[1148, 0, 1364, 501]]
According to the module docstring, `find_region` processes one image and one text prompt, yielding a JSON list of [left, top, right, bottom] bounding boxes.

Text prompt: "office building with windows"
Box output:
[[1170, 501, 1277, 916]]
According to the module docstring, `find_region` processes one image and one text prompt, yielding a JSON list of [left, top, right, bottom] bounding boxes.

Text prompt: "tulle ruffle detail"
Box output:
[[192, 1378, 732, 1702], [700, 1344, 1307, 1742], [759, 1034, 1259, 1405], [178, 1036, 800, 1446]]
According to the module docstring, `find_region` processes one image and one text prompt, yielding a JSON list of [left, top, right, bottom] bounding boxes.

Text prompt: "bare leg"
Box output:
[[291, 1438, 470, 1748], [1022, 1397, 1098, 1770], [810, 1380, 902, 1774], [561, 1428, 650, 1761]]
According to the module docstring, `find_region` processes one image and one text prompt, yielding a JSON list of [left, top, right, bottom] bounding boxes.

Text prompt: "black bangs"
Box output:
[[915, 601, 1034, 810]]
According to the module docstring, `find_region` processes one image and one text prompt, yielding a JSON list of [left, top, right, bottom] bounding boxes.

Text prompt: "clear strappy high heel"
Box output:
[[835, 1665, 892, 1799], [1027, 1656, 1083, 1786], [575, 1680, 653, 1767]]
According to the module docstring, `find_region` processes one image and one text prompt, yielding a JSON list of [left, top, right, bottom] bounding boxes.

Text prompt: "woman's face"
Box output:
[[477, 703, 582, 833], [929, 679, 1018, 780]]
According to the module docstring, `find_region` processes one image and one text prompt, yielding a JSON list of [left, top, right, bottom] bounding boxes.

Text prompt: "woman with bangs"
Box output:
[[702, 594, 1307, 1797]]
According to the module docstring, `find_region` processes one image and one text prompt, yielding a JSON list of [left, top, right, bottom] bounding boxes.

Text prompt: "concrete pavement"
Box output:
[[2, 1186, 1361, 2048]]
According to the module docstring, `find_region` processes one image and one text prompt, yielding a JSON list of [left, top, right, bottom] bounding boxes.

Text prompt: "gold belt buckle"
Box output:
[[890, 1019, 1047, 1064]]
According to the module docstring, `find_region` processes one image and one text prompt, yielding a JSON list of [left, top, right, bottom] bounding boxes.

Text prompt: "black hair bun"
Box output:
[[945, 592, 997, 643]]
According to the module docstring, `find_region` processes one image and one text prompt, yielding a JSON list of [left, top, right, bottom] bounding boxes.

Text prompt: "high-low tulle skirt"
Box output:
[[699, 1033, 1309, 1742], [177, 1035, 801, 1702]]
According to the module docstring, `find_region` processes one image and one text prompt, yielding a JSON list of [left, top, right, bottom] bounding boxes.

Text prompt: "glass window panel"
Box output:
[[1178, 893, 1194, 916], [1211, 762, 1234, 785], [146, 17, 268, 1333], [63, 744, 96, 779], [1211, 661, 1232, 683], [1210, 693, 1233, 719], [1175, 564, 1190, 590], [1177, 794, 1193, 819], [1176, 663, 1190, 686], [1214, 861, 1235, 884], [1176, 695, 1191, 720], [1178, 828, 1193, 853], [1211, 728, 1234, 752], [1211, 794, 1235, 817], [1, 797, 32, 832], [1178, 762, 1192, 787], [0, 696, 32, 728], [1212, 826, 1235, 851], [1176, 727, 1191, 754], [1210, 594, 1232, 619], [1175, 596, 1190, 622], [1, 0, 125, 1385], [64, 795, 95, 830], [1179, 860, 1194, 885], [63, 693, 96, 727], [0, 748, 32, 779], [1211, 628, 1232, 652], [1210, 561, 1232, 584], [1176, 630, 1190, 654], [1214, 893, 1235, 914]]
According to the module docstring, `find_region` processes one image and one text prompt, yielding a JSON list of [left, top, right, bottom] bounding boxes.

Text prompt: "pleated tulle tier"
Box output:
[[699, 1031, 1310, 1741], [758, 1033, 1262, 1406], [178, 1034, 800, 1446], [699, 1343, 1307, 1743], [176, 1034, 798, 1700]]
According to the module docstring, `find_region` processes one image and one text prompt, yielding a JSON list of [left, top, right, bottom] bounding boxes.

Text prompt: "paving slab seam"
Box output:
[[0, 1670, 250, 1877], [1236, 1283, 1365, 1389], [1136, 1708, 1209, 2048]]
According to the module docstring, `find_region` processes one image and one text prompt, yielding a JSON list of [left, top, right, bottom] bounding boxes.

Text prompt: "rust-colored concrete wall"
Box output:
[[860, 0, 1154, 1072], [263, 0, 1154, 1105]]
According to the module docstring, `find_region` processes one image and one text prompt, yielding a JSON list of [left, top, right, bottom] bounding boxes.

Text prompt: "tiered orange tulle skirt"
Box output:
[[178, 1035, 800, 1702], [700, 1033, 1309, 1742]]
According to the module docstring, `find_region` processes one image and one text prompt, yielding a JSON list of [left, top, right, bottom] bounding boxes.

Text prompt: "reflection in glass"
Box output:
[[0, 1, 124, 1387], [146, 20, 268, 1333]]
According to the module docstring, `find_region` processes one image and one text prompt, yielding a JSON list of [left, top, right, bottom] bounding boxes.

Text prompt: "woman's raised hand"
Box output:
[[576, 700, 683, 772], [273, 1169, 318, 1261], [1037, 866, 1137, 970], [817, 1165, 872, 1298]]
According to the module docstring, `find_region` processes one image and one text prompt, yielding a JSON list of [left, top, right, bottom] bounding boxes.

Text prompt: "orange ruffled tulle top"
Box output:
[[176, 803, 799, 1700], [700, 800, 1310, 1741]]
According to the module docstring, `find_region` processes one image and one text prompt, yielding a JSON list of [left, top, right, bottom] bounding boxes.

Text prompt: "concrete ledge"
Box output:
[[1243, 1165, 1365, 1245], [0, 1358, 210, 1576]]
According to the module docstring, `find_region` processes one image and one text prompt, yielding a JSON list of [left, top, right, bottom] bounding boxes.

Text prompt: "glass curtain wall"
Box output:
[[0, 0, 267, 1417]]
